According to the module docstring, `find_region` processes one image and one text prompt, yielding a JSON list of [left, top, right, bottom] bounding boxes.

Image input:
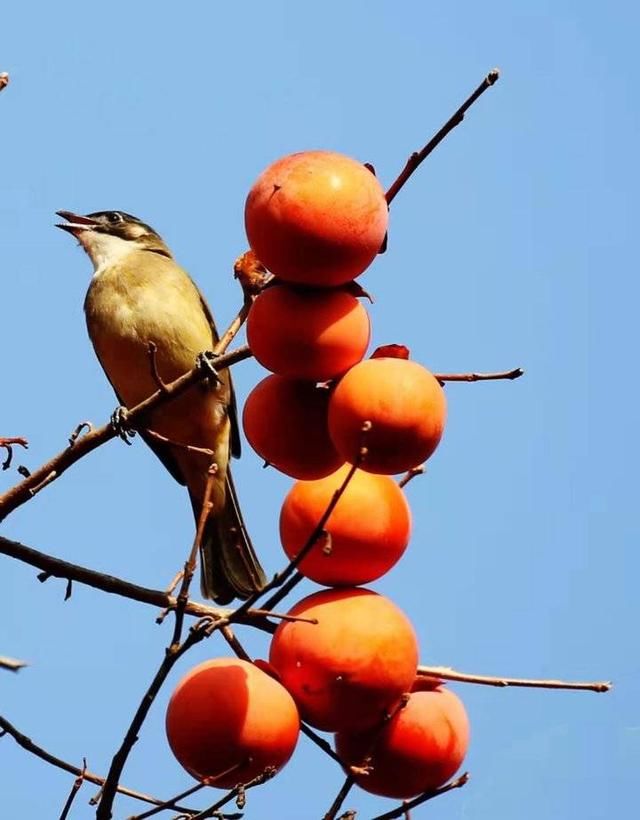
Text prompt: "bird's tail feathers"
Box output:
[[196, 471, 267, 604]]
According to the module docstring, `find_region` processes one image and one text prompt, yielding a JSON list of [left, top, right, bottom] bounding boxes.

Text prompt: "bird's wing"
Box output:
[[195, 289, 242, 460], [91, 343, 187, 486]]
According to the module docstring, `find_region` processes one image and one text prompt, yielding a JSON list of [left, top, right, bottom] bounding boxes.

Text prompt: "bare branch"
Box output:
[[370, 773, 470, 820], [0, 715, 195, 813], [96, 618, 218, 819], [385, 68, 500, 205], [127, 783, 206, 820], [0, 345, 251, 522], [171, 464, 219, 648], [0, 534, 273, 633], [188, 767, 277, 820], [58, 758, 87, 820], [417, 665, 612, 692], [434, 367, 524, 383]]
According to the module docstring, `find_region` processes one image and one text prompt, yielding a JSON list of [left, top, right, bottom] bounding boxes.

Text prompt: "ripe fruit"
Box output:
[[165, 658, 300, 787], [243, 375, 343, 479], [280, 465, 412, 585], [269, 588, 418, 732], [335, 685, 469, 798], [328, 357, 447, 474], [247, 284, 371, 381], [245, 150, 388, 287]]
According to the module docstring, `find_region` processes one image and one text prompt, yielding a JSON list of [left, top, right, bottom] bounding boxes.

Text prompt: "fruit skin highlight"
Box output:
[[280, 465, 412, 585], [245, 150, 389, 287], [335, 684, 469, 799], [269, 588, 419, 733], [247, 284, 371, 381], [328, 357, 447, 474], [165, 658, 300, 787]]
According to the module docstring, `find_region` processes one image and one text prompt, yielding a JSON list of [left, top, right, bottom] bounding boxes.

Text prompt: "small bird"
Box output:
[[56, 209, 266, 603]]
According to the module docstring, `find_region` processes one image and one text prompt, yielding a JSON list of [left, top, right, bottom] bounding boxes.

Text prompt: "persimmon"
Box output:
[[280, 465, 411, 585], [165, 658, 300, 787], [247, 283, 370, 381], [245, 150, 388, 287], [242, 375, 343, 479], [328, 357, 447, 474], [269, 588, 418, 732], [335, 685, 469, 798]]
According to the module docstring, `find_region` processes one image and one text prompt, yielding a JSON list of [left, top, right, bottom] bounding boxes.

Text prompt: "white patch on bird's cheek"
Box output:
[[79, 232, 135, 275]]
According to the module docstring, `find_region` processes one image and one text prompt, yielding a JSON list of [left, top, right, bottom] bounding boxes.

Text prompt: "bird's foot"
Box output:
[[111, 406, 136, 445], [196, 351, 220, 384]]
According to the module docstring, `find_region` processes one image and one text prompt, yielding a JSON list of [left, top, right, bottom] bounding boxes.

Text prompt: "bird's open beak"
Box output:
[[55, 211, 99, 234]]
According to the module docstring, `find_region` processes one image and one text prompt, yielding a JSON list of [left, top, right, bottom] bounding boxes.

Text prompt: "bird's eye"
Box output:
[[107, 212, 123, 224]]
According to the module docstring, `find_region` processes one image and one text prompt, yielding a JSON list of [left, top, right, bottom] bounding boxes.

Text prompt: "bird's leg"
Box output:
[[196, 351, 221, 385], [110, 406, 136, 445]]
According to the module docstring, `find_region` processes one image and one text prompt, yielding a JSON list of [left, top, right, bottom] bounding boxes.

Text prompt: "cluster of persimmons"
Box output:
[[165, 151, 469, 804]]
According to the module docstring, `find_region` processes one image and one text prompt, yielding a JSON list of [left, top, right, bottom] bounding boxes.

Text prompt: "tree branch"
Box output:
[[371, 773, 470, 820], [0, 534, 272, 633], [434, 367, 523, 383], [95, 618, 218, 819], [0, 345, 251, 523], [417, 665, 612, 692], [0, 715, 196, 813], [385, 68, 500, 205]]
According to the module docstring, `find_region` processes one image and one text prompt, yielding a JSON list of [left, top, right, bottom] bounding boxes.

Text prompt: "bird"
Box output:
[[56, 209, 266, 603]]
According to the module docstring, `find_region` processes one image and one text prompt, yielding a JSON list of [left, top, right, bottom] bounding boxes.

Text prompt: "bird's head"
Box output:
[[56, 210, 173, 270]]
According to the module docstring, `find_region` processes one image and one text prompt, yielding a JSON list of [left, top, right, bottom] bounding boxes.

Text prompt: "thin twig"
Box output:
[[68, 422, 93, 447], [326, 695, 410, 820], [398, 465, 425, 488], [146, 342, 168, 393], [323, 776, 355, 820], [188, 768, 277, 820], [0, 345, 251, 522], [300, 724, 343, 765], [417, 665, 612, 692], [142, 430, 214, 458], [220, 625, 253, 662], [96, 619, 218, 820], [58, 758, 87, 820], [0, 715, 195, 813], [385, 68, 500, 205], [241, 454, 367, 618], [0, 534, 273, 632], [434, 367, 523, 383], [127, 783, 206, 820], [0, 655, 28, 672], [171, 464, 218, 649], [371, 773, 470, 820], [0, 436, 28, 470]]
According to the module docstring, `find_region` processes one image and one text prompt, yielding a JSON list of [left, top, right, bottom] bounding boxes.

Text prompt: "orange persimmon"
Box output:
[[279, 465, 411, 585], [269, 588, 418, 733], [247, 284, 370, 381], [165, 658, 300, 787], [245, 150, 388, 287], [328, 357, 447, 474], [242, 375, 343, 479], [335, 685, 469, 798]]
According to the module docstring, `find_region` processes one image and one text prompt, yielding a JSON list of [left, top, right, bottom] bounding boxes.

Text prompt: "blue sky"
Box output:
[[1, 2, 636, 818]]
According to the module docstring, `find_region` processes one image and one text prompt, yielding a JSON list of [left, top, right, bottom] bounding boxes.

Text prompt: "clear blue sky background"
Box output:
[[1, 2, 636, 818]]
